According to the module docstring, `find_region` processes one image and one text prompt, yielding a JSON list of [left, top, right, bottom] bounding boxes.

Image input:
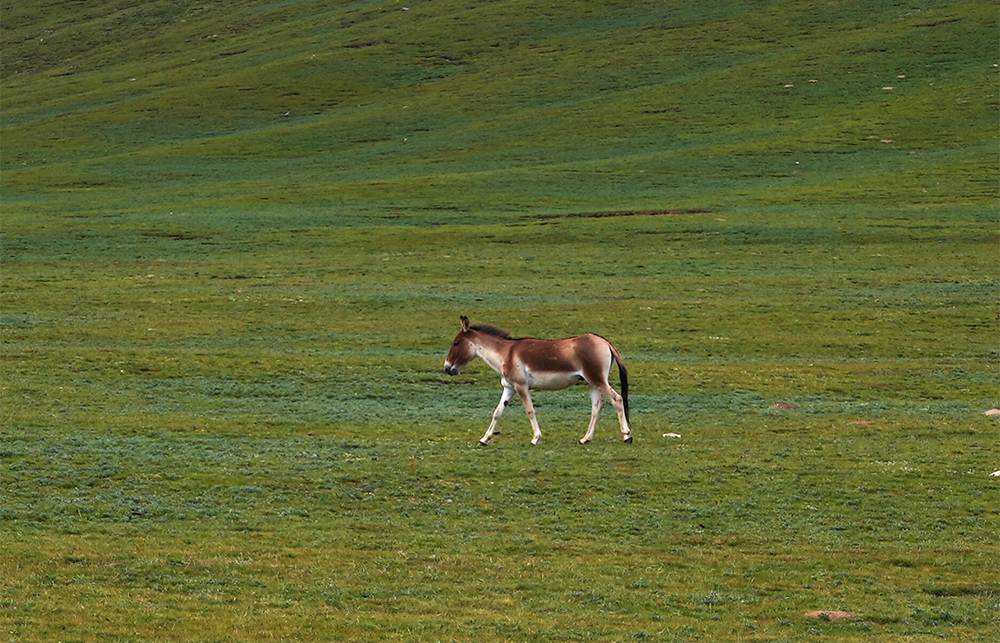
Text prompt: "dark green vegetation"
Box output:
[[2, 0, 997, 640]]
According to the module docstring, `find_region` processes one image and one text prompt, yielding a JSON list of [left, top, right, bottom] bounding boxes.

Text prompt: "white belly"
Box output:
[[525, 369, 585, 391]]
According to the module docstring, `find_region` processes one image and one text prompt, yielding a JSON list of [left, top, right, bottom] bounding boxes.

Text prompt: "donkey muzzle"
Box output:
[[444, 363, 460, 376]]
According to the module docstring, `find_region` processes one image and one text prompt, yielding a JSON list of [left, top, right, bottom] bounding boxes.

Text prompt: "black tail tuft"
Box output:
[[616, 356, 630, 424]]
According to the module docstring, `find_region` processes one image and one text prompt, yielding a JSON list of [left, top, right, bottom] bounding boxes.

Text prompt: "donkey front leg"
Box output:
[[479, 385, 516, 446], [514, 384, 544, 445], [580, 387, 604, 444]]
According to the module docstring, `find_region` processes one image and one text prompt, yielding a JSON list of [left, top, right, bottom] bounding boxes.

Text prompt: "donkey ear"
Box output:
[[460, 315, 470, 330]]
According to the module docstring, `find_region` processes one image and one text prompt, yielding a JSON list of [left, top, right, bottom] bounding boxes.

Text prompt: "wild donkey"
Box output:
[[444, 316, 631, 445]]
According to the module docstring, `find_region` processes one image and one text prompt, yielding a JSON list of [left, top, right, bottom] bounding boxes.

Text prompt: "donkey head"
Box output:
[[444, 316, 475, 375]]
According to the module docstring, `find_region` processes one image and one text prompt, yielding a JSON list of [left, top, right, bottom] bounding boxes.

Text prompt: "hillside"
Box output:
[[2, 0, 996, 226], [2, 2, 998, 641]]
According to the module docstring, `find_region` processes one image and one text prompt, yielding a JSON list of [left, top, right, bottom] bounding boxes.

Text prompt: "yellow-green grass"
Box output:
[[2, 0, 997, 641]]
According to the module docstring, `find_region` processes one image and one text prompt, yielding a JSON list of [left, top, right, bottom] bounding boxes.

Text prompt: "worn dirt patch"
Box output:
[[535, 209, 712, 220], [805, 611, 858, 620]]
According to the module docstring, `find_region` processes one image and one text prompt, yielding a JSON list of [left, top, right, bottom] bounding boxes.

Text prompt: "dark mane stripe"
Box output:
[[471, 324, 512, 339]]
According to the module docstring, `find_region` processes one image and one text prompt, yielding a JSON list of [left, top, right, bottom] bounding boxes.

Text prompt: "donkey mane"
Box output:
[[471, 324, 513, 340]]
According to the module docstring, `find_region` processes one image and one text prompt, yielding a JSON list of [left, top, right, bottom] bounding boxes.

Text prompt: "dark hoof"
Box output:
[[624, 436, 633, 444], [478, 441, 490, 447]]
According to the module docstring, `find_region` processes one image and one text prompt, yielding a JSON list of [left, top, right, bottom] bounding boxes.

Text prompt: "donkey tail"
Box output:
[[610, 345, 630, 424]]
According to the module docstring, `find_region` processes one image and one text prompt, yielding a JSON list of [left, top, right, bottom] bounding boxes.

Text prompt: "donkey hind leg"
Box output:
[[514, 384, 544, 445], [601, 384, 632, 443], [580, 387, 604, 444], [480, 386, 516, 446]]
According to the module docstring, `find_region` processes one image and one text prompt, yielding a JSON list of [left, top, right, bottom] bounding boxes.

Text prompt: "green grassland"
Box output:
[[2, 0, 998, 641]]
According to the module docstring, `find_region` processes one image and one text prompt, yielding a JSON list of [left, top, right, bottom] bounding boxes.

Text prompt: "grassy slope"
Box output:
[[2, 0, 998, 641], [2, 0, 996, 219]]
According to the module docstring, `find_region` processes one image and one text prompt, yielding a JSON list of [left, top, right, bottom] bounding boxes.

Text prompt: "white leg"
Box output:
[[480, 386, 515, 445], [514, 385, 543, 445], [604, 386, 632, 443], [580, 387, 603, 444]]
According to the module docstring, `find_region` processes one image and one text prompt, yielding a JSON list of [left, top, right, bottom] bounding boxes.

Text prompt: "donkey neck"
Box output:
[[472, 331, 514, 376]]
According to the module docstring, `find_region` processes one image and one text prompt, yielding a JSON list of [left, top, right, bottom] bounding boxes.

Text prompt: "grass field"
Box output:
[[2, 0, 998, 641]]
